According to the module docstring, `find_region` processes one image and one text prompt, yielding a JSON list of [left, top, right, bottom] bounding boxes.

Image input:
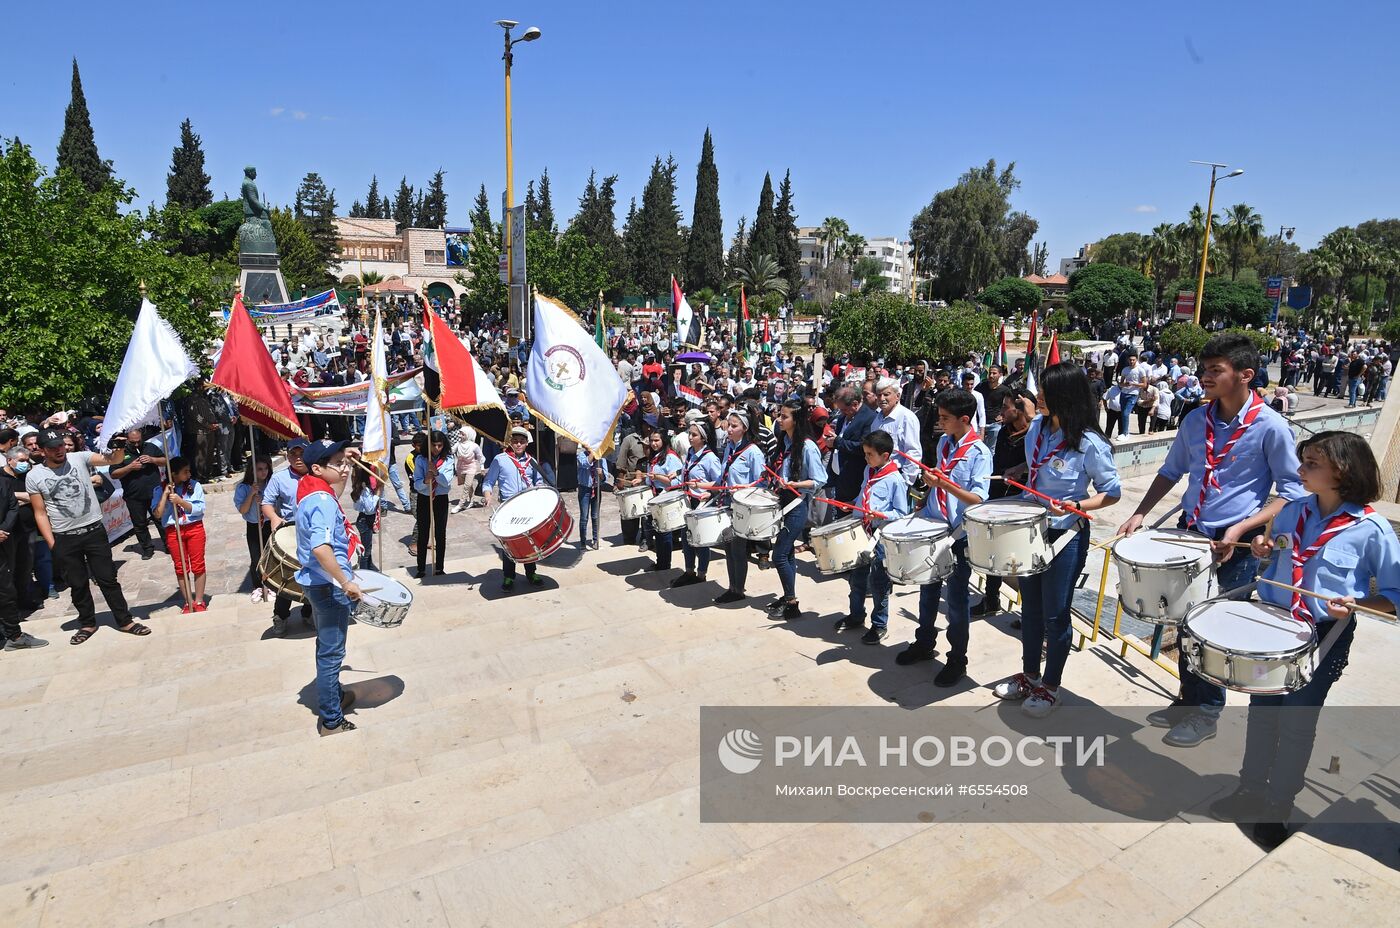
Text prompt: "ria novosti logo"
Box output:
[[717, 729, 763, 774]]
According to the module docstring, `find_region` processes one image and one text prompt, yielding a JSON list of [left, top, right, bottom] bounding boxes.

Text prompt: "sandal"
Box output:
[[70, 627, 97, 646], [118, 621, 152, 636]]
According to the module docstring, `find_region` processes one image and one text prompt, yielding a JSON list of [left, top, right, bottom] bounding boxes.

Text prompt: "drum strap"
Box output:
[[1188, 394, 1265, 528], [861, 462, 901, 531], [683, 449, 716, 499], [1027, 427, 1066, 494], [720, 443, 755, 484], [1289, 505, 1372, 623]]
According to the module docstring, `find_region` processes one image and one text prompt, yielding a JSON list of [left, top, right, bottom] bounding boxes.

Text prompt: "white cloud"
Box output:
[[293, 110, 308, 121], [269, 106, 285, 117], [1133, 204, 1158, 213], [319, 115, 333, 122]]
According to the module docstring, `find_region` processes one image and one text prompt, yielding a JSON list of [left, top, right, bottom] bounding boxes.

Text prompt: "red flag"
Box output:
[[212, 295, 305, 439], [1046, 331, 1061, 367], [420, 298, 510, 441], [1025, 311, 1038, 360]]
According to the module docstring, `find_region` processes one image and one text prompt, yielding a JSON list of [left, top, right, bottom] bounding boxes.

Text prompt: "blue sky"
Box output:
[[4, 0, 1398, 267]]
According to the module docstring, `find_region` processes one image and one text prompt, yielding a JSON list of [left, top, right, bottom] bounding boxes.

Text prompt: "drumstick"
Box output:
[[1090, 531, 1127, 552], [893, 449, 948, 481], [1254, 576, 1397, 622], [1151, 536, 1256, 550], [993, 475, 1094, 520], [762, 465, 801, 493], [815, 496, 881, 518]]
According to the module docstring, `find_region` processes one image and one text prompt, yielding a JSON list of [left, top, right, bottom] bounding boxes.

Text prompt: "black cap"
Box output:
[[38, 428, 67, 449]]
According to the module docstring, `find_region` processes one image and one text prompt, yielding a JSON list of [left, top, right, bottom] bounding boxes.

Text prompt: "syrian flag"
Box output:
[[420, 297, 510, 442], [594, 291, 607, 351], [996, 324, 1009, 368], [1046, 331, 1061, 368], [740, 285, 753, 359], [1025, 310, 1039, 363], [677, 383, 704, 408], [672, 276, 701, 348], [761, 315, 773, 355]]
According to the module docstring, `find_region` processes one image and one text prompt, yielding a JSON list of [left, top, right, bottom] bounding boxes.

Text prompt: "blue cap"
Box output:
[[287, 438, 311, 452], [301, 439, 349, 469]]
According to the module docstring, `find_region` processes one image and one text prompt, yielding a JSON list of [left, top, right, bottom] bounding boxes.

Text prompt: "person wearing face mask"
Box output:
[[0, 448, 47, 650]]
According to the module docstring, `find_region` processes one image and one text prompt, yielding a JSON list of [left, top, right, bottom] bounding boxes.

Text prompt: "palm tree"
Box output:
[[1180, 203, 1221, 280], [1145, 222, 1184, 312], [819, 217, 849, 268], [731, 253, 789, 302], [359, 270, 384, 286], [1219, 203, 1264, 279], [843, 233, 868, 275]]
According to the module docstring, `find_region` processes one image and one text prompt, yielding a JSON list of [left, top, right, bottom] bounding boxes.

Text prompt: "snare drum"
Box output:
[[880, 516, 954, 585], [259, 523, 304, 602], [648, 489, 689, 533], [617, 485, 651, 520], [1180, 599, 1317, 694], [731, 488, 782, 541], [963, 500, 1051, 576], [1113, 530, 1217, 625], [489, 487, 575, 563], [685, 504, 733, 547], [809, 516, 876, 575], [350, 569, 413, 628]]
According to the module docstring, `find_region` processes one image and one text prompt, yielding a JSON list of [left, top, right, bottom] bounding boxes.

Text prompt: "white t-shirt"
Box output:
[[1119, 363, 1146, 397]]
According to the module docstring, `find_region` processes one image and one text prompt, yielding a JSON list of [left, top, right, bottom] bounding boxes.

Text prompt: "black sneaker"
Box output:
[[781, 603, 801, 621], [1009, 617, 1022, 630], [714, 590, 746, 604], [895, 643, 937, 665], [970, 599, 999, 616], [766, 597, 793, 614], [318, 718, 358, 736], [649, 562, 670, 572], [1251, 820, 1290, 850], [140, 550, 155, 561], [934, 659, 967, 688], [861, 627, 887, 645], [669, 572, 700, 588], [1209, 786, 1266, 822], [833, 614, 866, 632]]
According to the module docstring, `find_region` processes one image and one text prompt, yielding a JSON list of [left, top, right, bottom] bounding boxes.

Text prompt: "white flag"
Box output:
[[528, 293, 629, 459], [361, 310, 391, 462], [98, 298, 198, 450]]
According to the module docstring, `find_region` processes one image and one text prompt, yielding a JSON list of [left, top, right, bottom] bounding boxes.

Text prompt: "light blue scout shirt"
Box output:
[[351, 485, 380, 517], [917, 432, 992, 530], [859, 464, 911, 527], [1257, 497, 1400, 622], [680, 447, 722, 501], [645, 449, 683, 491], [152, 480, 206, 529], [576, 449, 611, 489], [233, 482, 261, 524], [295, 486, 353, 587], [483, 451, 546, 502], [719, 440, 766, 495], [1159, 399, 1305, 533], [772, 436, 828, 496], [1022, 415, 1122, 530], [413, 454, 455, 496], [262, 466, 301, 520]]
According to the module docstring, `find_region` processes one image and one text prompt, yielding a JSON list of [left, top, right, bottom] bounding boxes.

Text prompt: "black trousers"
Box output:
[[621, 517, 640, 545], [12, 529, 33, 608], [53, 523, 132, 627], [125, 492, 156, 555], [244, 520, 270, 587], [0, 536, 21, 640], [416, 493, 449, 572]]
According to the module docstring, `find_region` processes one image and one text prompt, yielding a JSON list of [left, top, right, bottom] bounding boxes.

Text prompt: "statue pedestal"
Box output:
[[238, 252, 289, 306]]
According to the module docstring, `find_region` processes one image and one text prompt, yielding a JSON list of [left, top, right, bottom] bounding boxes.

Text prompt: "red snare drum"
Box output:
[[488, 487, 574, 563]]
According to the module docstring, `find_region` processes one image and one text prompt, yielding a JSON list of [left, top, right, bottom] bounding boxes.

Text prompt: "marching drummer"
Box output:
[[1117, 333, 1305, 747], [671, 418, 722, 589], [895, 390, 991, 686], [993, 362, 1120, 717], [838, 429, 910, 644], [1210, 430, 1400, 849], [294, 439, 364, 736], [643, 425, 683, 573], [765, 398, 828, 621], [482, 426, 549, 591], [614, 422, 650, 546], [261, 437, 313, 636], [714, 410, 767, 605]]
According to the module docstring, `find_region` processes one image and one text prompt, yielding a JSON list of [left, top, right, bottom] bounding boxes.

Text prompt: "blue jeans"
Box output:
[[386, 465, 410, 508], [772, 498, 809, 600], [1019, 522, 1089, 688], [355, 515, 377, 571], [915, 540, 972, 659], [304, 583, 351, 728], [577, 486, 599, 542], [1239, 618, 1353, 809], [1347, 377, 1361, 405], [1119, 395, 1138, 436], [650, 521, 675, 570], [1175, 520, 1259, 715], [848, 546, 892, 628], [683, 530, 712, 575], [982, 423, 1001, 453]]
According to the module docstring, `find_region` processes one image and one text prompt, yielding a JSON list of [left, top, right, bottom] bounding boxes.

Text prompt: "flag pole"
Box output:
[[423, 288, 436, 578], [140, 280, 192, 610]]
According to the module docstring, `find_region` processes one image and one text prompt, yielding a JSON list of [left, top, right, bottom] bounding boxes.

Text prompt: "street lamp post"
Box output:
[[1189, 161, 1243, 325], [497, 19, 541, 345], [1276, 225, 1296, 277]]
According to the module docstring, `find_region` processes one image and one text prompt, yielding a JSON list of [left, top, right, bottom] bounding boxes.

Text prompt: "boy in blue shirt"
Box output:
[[836, 430, 910, 644], [483, 426, 549, 590]]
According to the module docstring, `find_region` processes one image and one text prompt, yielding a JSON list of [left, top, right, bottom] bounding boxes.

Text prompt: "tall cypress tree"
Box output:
[[349, 201, 365, 218], [685, 128, 723, 291], [392, 177, 415, 232], [629, 156, 685, 298], [364, 175, 383, 219], [534, 168, 556, 234], [294, 172, 339, 276], [471, 183, 493, 230], [774, 169, 801, 299], [56, 58, 111, 193], [166, 118, 211, 210], [523, 180, 538, 232], [419, 169, 447, 228], [748, 172, 778, 262], [570, 170, 624, 294]]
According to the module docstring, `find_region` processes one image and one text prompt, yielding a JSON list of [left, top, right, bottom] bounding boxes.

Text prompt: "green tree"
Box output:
[[909, 160, 1038, 301], [194, 199, 243, 259], [851, 256, 885, 293], [774, 169, 801, 299], [269, 206, 325, 295], [1091, 232, 1148, 272], [825, 292, 996, 362], [165, 118, 211, 212], [726, 216, 748, 274], [628, 155, 685, 298], [0, 138, 220, 408], [1167, 275, 1271, 327], [419, 169, 447, 229], [293, 172, 339, 274], [976, 275, 1043, 317], [532, 168, 556, 234], [1145, 222, 1188, 311], [568, 170, 625, 298], [348, 200, 365, 218], [749, 173, 778, 263], [1066, 262, 1152, 325], [56, 59, 111, 194], [685, 129, 724, 291], [1218, 203, 1263, 280], [364, 175, 384, 219], [528, 228, 615, 310], [457, 183, 506, 323], [1157, 322, 1210, 363], [523, 179, 538, 233], [1029, 241, 1049, 276], [392, 176, 414, 232], [732, 253, 789, 302], [929, 300, 1000, 360]]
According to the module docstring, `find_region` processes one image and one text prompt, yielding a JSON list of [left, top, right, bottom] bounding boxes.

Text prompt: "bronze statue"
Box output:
[[237, 165, 278, 255]]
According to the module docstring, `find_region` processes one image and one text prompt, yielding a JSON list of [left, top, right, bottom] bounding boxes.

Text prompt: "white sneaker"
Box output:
[[450, 501, 465, 514], [251, 588, 265, 603], [1023, 685, 1059, 718], [993, 673, 1040, 701]]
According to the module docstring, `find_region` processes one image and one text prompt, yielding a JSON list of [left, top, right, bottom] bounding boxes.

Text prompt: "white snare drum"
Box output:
[[685, 504, 732, 547], [489, 487, 574, 563], [617, 485, 651, 520], [731, 488, 782, 541], [351, 569, 413, 628], [1113, 530, 1217, 625], [648, 489, 689, 533], [1181, 600, 1317, 694], [880, 516, 954, 585], [963, 500, 1051, 576], [810, 516, 876, 575]]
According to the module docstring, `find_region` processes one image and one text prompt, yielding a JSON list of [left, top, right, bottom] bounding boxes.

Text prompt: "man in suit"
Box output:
[[829, 386, 877, 505]]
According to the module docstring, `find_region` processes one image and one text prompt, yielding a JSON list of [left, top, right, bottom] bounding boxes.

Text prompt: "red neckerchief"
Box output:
[[648, 449, 680, 487], [296, 474, 362, 563], [935, 431, 980, 520], [1290, 504, 1372, 623], [506, 451, 534, 483], [1189, 393, 1265, 527], [163, 479, 198, 527], [861, 460, 901, 531], [1028, 423, 1067, 492], [683, 448, 715, 499]]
